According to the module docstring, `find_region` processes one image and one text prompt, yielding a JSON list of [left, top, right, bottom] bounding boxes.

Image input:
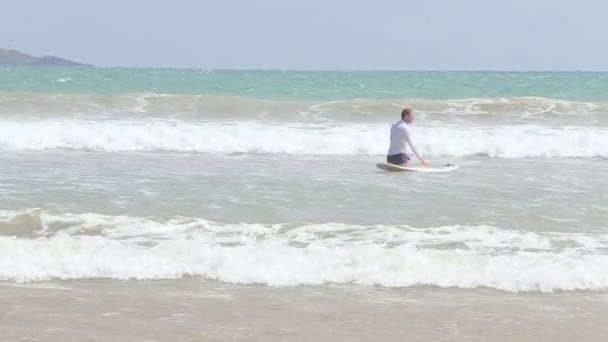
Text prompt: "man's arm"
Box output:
[[403, 129, 428, 166]]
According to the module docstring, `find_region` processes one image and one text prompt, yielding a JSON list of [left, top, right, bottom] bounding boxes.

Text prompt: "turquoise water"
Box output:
[[1, 66, 608, 101]]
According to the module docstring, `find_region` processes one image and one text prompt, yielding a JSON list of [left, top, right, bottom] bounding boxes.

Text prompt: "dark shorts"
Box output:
[[387, 153, 410, 165]]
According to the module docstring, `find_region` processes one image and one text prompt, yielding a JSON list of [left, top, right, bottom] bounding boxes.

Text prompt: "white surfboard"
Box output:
[[376, 163, 459, 173]]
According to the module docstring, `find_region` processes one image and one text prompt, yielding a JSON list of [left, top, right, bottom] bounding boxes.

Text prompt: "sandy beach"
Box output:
[[3, 280, 608, 341]]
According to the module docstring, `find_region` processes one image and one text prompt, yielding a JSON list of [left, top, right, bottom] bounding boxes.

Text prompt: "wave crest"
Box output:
[[1, 210, 608, 292], [0, 119, 606, 158], [1, 93, 606, 123]]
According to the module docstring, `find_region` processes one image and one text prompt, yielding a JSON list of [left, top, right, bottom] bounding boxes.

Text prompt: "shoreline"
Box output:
[[2, 279, 608, 341]]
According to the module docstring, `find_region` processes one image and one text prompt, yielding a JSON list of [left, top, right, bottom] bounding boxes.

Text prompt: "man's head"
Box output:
[[401, 108, 414, 123]]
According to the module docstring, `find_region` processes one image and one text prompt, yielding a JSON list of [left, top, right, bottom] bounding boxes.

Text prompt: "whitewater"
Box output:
[[0, 119, 606, 158], [1, 210, 607, 292]]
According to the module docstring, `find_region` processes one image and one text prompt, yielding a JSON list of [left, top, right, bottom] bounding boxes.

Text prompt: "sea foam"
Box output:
[[1, 210, 607, 292], [0, 119, 606, 158]]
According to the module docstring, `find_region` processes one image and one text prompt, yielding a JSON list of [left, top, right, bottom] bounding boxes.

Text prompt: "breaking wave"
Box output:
[[0, 119, 606, 158], [1, 210, 607, 292]]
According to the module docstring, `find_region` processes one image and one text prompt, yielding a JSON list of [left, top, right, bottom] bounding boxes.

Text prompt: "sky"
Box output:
[[1, 0, 608, 70]]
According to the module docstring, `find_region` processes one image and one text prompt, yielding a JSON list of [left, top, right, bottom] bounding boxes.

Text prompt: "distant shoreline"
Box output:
[[0, 48, 92, 67], [1, 49, 607, 72]]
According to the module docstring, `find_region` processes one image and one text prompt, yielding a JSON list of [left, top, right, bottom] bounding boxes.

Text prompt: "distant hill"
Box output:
[[0, 48, 91, 66]]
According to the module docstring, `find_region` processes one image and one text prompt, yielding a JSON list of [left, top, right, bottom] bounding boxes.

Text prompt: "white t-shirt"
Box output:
[[387, 120, 422, 159]]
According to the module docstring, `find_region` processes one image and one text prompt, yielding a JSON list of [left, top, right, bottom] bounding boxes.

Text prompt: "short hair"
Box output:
[[401, 108, 413, 119]]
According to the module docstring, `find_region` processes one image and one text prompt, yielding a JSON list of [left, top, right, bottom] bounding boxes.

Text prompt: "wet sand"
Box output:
[[2, 279, 607, 341]]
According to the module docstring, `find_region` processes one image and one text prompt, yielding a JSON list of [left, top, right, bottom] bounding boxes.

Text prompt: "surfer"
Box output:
[[386, 108, 428, 166]]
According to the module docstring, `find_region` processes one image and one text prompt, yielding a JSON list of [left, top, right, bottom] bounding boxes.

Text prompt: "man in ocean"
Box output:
[[386, 108, 428, 166]]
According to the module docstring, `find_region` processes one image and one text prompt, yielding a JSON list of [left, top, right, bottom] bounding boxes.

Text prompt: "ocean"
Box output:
[[1, 67, 608, 340]]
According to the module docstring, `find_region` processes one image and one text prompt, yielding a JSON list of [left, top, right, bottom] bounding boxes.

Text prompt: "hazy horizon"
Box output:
[[2, 0, 608, 71]]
